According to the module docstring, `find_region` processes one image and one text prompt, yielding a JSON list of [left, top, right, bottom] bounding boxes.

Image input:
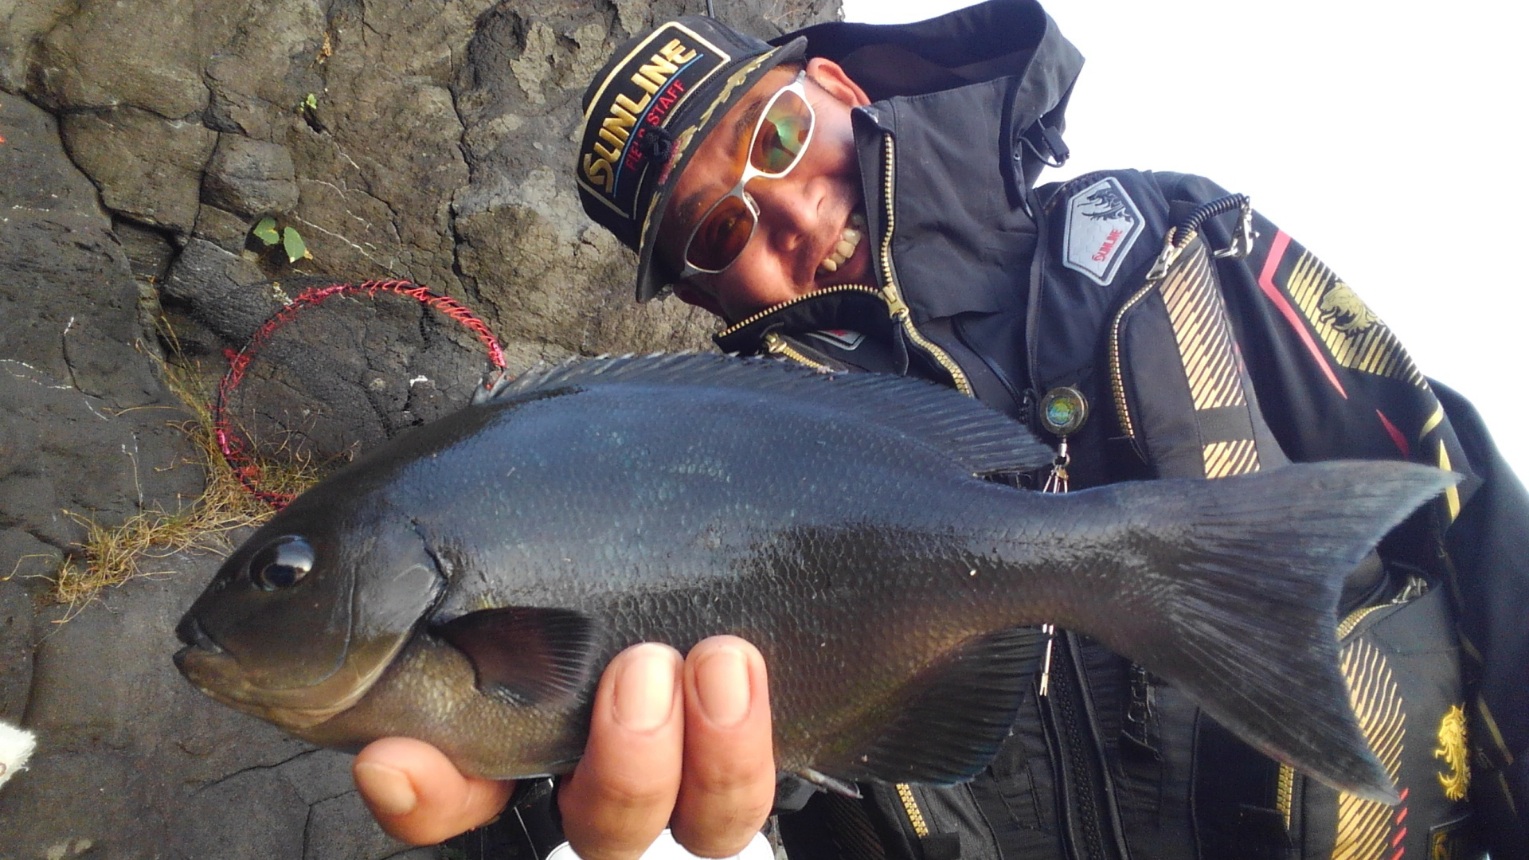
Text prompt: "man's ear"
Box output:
[[805, 58, 871, 107], [673, 283, 726, 319]]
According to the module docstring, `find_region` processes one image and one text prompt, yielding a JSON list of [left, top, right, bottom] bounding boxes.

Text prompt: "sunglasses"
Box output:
[[676, 71, 816, 279]]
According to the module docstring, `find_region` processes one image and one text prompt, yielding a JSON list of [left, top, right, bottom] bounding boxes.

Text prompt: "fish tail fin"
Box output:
[[1083, 460, 1455, 804]]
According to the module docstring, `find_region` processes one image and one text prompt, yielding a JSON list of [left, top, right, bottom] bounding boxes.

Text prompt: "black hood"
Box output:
[[776, 0, 1083, 187]]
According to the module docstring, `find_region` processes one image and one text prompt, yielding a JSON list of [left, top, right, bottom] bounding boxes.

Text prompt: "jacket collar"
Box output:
[[715, 0, 1081, 349]]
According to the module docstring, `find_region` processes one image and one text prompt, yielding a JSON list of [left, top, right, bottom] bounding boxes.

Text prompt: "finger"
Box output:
[[560, 643, 685, 860], [353, 737, 513, 846], [671, 636, 775, 858]]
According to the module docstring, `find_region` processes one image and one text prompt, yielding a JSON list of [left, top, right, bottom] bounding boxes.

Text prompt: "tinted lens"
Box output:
[[679, 74, 815, 276], [750, 89, 812, 176], [686, 193, 757, 272]]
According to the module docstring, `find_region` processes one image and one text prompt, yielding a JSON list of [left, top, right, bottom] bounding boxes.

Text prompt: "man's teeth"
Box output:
[[818, 214, 867, 275]]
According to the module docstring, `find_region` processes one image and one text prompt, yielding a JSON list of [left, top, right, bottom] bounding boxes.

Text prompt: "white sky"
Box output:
[[841, 0, 1529, 480]]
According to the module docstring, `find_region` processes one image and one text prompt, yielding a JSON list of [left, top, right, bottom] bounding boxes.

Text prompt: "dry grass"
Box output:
[[45, 332, 324, 616]]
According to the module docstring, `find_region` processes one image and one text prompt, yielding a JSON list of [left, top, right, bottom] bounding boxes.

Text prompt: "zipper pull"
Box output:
[[762, 330, 788, 356], [1035, 386, 1088, 695], [1037, 620, 1058, 697], [1150, 193, 1257, 281], [1145, 229, 1185, 283]]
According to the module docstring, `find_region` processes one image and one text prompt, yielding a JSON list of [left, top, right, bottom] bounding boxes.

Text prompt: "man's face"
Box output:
[[656, 60, 872, 322]]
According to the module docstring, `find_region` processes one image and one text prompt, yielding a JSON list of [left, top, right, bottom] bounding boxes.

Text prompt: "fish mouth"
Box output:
[[174, 643, 357, 730], [172, 613, 230, 688], [172, 612, 366, 731], [175, 614, 223, 656]]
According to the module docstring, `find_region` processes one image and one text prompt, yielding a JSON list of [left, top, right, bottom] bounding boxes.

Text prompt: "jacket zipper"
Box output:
[[875, 133, 974, 397], [761, 330, 832, 371], [1106, 280, 1157, 442], [1276, 764, 1295, 831], [716, 283, 886, 340], [873, 128, 943, 842], [895, 783, 931, 840]]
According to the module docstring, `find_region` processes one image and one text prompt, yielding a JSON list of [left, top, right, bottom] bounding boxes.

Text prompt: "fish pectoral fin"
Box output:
[[435, 606, 600, 707], [832, 627, 1042, 787]]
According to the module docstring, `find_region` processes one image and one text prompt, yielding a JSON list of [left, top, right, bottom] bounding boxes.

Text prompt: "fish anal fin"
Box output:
[[435, 606, 599, 707], [833, 628, 1042, 786]]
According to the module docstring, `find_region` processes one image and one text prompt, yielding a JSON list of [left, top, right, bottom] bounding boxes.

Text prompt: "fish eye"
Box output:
[[249, 536, 315, 591]]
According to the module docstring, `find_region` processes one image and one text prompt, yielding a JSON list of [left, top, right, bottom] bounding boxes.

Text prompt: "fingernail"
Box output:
[[354, 762, 417, 817], [695, 645, 751, 728], [613, 645, 679, 732]]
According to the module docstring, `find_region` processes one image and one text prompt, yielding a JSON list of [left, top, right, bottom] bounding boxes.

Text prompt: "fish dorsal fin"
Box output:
[[480, 354, 1054, 477], [827, 627, 1043, 786], [435, 607, 600, 707]]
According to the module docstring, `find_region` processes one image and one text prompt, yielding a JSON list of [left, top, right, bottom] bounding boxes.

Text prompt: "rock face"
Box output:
[[0, 0, 835, 856]]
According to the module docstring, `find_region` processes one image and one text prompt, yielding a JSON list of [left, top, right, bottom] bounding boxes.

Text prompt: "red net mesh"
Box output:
[[214, 279, 506, 507]]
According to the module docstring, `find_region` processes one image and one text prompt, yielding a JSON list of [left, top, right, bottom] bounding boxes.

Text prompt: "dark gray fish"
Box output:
[[175, 353, 1454, 803]]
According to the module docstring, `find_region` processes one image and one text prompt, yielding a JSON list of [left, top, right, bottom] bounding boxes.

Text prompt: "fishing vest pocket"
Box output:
[[1288, 582, 1480, 860], [1107, 233, 1285, 479], [1190, 581, 1477, 859]]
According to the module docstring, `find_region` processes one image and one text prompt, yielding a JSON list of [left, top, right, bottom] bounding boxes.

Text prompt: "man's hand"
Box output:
[[353, 737, 512, 846], [354, 636, 777, 860]]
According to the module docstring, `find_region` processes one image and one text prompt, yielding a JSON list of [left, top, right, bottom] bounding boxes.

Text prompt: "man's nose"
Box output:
[[747, 177, 817, 246]]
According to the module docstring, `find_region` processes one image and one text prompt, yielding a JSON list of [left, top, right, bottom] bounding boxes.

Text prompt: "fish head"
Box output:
[[174, 504, 445, 732]]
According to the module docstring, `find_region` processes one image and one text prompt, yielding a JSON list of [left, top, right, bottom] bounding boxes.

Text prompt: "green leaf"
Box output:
[[281, 227, 310, 263], [252, 217, 280, 245], [303, 93, 318, 111]]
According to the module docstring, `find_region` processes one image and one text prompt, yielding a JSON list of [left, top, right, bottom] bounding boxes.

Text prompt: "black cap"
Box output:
[[575, 17, 806, 301]]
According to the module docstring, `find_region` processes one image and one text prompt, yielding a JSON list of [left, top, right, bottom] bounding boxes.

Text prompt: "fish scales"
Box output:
[[397, 386, 1092, 761], [176, 353, 1455, 802]]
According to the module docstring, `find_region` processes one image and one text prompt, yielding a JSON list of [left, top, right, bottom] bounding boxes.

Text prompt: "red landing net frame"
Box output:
[[213, 278, 506, 508]]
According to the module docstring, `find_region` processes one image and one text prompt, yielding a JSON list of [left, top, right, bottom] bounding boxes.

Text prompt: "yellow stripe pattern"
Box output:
[[1158, 241, 1260, 477], [1201, 439, 1260, 480], [1161, 244, 1245, 412], [1436, 441, 1462, 521], [1420, 403, 1447, 438], [1332, 638, 1406, 860], [1283, 252, 1426, 388]]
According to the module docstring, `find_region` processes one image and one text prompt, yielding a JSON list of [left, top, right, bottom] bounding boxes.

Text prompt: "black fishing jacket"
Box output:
[[705, 2, 1528, 859]]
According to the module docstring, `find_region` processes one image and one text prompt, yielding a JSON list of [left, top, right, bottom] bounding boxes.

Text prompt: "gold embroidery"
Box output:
[[1317, 281, 1378, 334], [1434, 703, 1470, 801], [1431, 828, 1463, 860], [1285, 252, 1427, 388]]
